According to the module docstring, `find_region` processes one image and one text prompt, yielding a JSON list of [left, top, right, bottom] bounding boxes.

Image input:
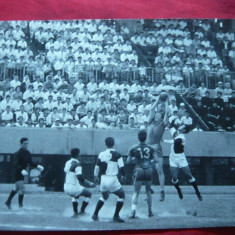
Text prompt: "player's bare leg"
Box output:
[[156, 158, 165, 201], [145, 181, 153, 217], [170, 167, 183, 199], [92, 191, 109, 221], [130, 181, 142, 218], [112, 188, 125, 223], [181, 166, 202, 201], [78, 188, 92, 214]]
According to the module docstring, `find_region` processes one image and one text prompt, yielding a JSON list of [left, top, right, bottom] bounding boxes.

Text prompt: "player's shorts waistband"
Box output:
[[101, 175, 118, 177], [64, 182, 80, 186]]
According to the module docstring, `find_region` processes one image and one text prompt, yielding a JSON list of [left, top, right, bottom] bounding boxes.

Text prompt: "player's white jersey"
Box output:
[[96, 149, 124, 176], [64, 158, 82, 185]]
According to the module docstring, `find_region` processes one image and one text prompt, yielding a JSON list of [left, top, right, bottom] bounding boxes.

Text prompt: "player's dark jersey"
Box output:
[[172, 134, 185, 154], [14, 148, 37, 181], [96, 149, 124, 176], [128, 143, 155, 169]]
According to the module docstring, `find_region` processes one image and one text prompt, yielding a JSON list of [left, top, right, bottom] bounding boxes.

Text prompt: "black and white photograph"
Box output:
[[0, 18, 234, 231]]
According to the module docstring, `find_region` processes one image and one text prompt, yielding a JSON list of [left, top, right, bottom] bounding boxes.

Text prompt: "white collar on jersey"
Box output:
[[71, 158, 79, 162]]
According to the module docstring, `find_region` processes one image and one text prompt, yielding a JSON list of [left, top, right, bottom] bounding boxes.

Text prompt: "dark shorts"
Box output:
[[134, 167, 153, 182], [150, 144, 163, 158]]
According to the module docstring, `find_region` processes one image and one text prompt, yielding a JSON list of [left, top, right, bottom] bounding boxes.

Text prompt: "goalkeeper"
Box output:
[[64, 148, 96, 218], [5, 137, 44, 209]]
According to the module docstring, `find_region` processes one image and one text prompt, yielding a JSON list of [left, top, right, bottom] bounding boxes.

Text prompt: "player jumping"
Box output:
[[164, 125, 203, 201], [127, 130, 158, 218], [5, 137, 44, 209], [64, 148, 96, 218], [92, 137, 126, 223], [146, 95, 169, 201]]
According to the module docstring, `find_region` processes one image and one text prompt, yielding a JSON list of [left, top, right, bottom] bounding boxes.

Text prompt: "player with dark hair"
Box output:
[[146, 94, 170, 201], [164, 125, 203, 203], [92, 137, 126, 223], [5, 137, 44, 209], [127, 130, 157, 218], [64, 148, 96, 218]]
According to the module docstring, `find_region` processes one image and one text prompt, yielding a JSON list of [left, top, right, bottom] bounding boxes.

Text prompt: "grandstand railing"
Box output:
[[177, 93, 210, 131], [0, 63, 234, 89]]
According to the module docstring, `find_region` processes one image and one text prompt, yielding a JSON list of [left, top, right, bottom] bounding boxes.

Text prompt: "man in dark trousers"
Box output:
[[5, 137, 44, 209]]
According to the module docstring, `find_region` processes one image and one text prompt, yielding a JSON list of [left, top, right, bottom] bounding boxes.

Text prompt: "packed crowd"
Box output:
[[131, 19, 235, 87], [0, 19, 234, 131]]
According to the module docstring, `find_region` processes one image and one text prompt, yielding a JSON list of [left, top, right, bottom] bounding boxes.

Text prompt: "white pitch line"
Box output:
[[0, 223, 90, 231]]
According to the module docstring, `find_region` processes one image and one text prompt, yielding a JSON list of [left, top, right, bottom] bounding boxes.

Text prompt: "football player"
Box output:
[[127, 130, 158, 218], [92, 137, 126, 223], [64, 148, 96, 218], [5, 137, 44, 209], [164, 125, 202, 201]]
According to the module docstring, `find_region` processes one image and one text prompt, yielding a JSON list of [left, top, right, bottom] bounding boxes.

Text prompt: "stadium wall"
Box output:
[[0, 128, 234, 157], [0, 128, 234, 190]]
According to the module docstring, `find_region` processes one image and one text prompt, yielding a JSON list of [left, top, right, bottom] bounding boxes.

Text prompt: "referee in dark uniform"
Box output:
[[5, 137, 44, 209]]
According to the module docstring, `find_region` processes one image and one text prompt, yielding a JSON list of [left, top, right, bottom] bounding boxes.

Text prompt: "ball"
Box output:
[[159, 92, 168, 102]]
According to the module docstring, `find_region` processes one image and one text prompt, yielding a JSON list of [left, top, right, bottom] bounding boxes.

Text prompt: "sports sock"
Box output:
[[18, 194, 24, 207], [6, 190, 17, 203], [72, 202, 78, 213], [173, 181, 183, 199], [131, 204, 137, 211], [190, 181, 201, 196], [93, 199, 104, 216], [114, 199, 124, 217], [81, 201, 89, 213]]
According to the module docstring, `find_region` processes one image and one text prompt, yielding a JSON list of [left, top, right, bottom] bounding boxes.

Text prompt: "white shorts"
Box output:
[[100, 175, 121, 193], [169, 153, 188, 168], [64, 183, 84, 198]]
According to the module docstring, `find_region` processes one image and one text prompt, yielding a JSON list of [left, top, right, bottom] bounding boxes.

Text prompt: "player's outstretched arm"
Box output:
[[163, 102, 170, 126], [78, 175, 96, 188], [163, 139, 174, 144]]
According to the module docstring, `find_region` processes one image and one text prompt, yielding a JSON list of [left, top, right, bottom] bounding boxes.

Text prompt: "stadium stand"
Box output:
[[0, 19, 234, 131]]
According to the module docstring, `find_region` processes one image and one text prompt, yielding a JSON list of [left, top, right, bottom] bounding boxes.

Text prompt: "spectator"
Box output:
[[223, 82, 233, 102], [15, 115, 28, 127], [228, 91, 235, 105], [15, 105, 28, 123], [126, 116, 138, 129], [23, 97, 34, 115], [194, 100, 208, 120], [80, 110, 94, 127], [35, 117, 46, 128], [51, 118, 63, 128], [169, 99, 178, 115], [206, 101, 222, 129], [13, 86, 23, 100], [197, 82, 207, 99], [181, 111, 193, 128], [63, 97, 74, 112], [63, 117, 76, 129], [201, 91, 213, 109], [76, 102, 87, 119], [176, 81, 187, 95], [1, 105, 14, 124], [127, 99, 137, 113], [214, 91, 225, 110], [186, 83, 198, 106]]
